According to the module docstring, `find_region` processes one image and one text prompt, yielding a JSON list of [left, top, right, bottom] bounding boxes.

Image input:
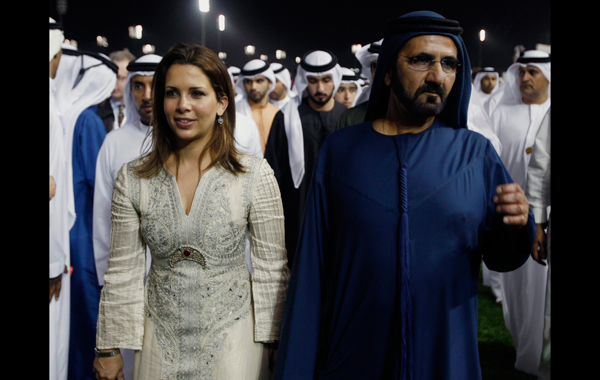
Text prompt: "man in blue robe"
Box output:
[[69, 105, 108, 380], [273, 11, 536, 380], [59, 49, 118, 380]]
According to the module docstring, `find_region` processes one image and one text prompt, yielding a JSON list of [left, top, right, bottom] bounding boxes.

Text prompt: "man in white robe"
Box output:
[[468, 69, 504, 303], [235, 59, 282, 155], [49, 18, 74, 380], [490, 50, 550, 375], [93, 54, 161, 285], [526, 109, 551, 380], [92, 54, 161, 380]]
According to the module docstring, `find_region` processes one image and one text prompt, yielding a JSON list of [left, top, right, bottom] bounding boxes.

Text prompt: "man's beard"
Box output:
[[390, 70, 448, 119], [248, 90, 266, 103], [308, 90, 333, 106], [137, 101, 153, 125]]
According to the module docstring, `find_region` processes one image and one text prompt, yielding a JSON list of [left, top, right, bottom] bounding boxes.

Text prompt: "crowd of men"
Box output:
[[50, 9, 550, 380]]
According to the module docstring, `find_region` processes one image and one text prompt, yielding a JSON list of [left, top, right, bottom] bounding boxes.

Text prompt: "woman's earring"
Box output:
[[217, 115, 224, 125]]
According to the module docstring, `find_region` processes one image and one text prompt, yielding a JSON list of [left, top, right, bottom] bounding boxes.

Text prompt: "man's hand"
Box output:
[[49, 265, 68, 303], [93, 353, 124, 380], [532, 223, 547, 266], [50, 175, 56, 201], [493, 183, 529, 228]]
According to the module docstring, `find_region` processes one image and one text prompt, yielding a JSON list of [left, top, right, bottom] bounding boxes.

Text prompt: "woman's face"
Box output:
[[163, 63, 228, 146]]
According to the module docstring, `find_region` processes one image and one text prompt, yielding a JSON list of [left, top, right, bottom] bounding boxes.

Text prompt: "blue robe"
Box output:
[[273, 120, 535, 380], [68, 105, 107, 380]]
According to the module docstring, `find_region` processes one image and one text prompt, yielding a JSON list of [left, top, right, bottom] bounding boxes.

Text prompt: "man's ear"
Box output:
[[384, 67, 393, 86]]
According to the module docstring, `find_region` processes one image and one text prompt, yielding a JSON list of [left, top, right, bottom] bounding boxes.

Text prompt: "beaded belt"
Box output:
[[152, 246, 207, 269]]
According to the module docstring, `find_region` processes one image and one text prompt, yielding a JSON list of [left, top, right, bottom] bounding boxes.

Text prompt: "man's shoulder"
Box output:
[[75, 105, 105, 130], [337, 101, 368, 129], [325, 121, 371, 148], [79, 105, 101, 119]]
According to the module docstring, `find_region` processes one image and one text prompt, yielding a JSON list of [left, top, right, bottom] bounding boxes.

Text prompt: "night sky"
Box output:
[[49, 0, 550, 75]]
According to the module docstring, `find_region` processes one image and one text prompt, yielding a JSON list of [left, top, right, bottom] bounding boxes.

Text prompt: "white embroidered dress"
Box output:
[[97, 154, 289, 380]]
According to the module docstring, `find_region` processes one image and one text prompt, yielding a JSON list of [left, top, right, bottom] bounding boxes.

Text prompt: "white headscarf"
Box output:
[[338, 67, 363, 108], [499, 50, 551, 106], [235, 59, 277, 118], [270, 62, 298, 100], [227, 65, 241, 82], [354, 39, 382, 105], [54, 43, 118, 173], [293, 50, 343, 101], [49, 17, 64, 62], [122, 54, 162, 127], [473, 67, 501, 96]]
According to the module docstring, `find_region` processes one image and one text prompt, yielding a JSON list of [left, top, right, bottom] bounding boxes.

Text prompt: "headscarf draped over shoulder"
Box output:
[[364, 10, 472, 129]]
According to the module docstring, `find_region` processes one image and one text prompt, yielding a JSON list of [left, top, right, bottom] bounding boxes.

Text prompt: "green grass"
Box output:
[[477, 266, 537, 380]]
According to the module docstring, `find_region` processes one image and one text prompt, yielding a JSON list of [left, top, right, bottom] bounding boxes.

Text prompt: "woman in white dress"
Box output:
[[93, 43, 290, 380]]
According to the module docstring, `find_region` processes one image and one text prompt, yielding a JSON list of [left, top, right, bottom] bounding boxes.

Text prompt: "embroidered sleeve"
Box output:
[[248, 159, 290, 342], [96, 163, 146, 350]]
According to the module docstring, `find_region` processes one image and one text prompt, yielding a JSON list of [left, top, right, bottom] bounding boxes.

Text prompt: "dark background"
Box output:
[[49, 0, 550, 76]]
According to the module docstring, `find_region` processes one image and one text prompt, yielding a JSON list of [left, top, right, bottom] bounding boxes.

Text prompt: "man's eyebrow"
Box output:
[[413, 52, 458, 60], [413, 52, 435, 59]]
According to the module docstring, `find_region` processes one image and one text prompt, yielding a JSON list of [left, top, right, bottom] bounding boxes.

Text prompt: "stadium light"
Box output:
[[218, 14, 225, 31], [199, 0, 210, 12]]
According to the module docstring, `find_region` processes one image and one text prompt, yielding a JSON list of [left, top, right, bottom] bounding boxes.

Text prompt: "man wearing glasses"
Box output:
[[273, 11, 535, 380]]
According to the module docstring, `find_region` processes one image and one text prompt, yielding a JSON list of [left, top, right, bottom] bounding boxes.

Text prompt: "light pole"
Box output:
[[56, 0, 67, 27], [199, 0, 210, 46], [479, 29, 486, 68], [218, 14, 225, 53]]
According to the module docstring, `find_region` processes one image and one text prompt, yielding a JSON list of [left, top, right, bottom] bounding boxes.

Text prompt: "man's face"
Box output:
[[269, 78, 287, 101], [519, 65, 549, 104], [112, 60, 130, 102], [306, 74, 335, 105], [243, 76, 271, 103], [50, 49, 62, 79], [386, 35, 458, 119], [480, 74, 497, 94], [131, 74, 154, 125], [334, 83, 358, 108]]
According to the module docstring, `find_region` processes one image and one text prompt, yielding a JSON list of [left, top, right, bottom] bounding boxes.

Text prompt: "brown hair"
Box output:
[[135, 43, 244, 178]]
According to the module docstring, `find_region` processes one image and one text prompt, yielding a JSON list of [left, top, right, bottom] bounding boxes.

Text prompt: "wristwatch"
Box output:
[[95, 348, 121, 358]]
